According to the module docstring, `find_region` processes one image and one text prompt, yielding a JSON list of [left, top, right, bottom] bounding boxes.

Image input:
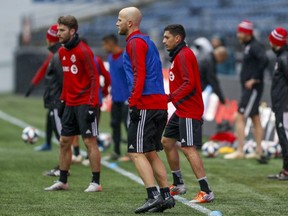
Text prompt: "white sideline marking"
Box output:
[[0, 110, 212, 215]]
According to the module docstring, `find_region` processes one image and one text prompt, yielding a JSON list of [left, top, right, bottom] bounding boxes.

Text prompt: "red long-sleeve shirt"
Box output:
[[59, 41, 99, 106], [30, 53, 53, 85], [126, 31, 167, 110], [95, 56, 111, 97], [169, 46, 204, 119]]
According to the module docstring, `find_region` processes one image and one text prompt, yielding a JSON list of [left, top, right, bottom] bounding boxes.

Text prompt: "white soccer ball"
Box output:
[[202, 141, 219, 158], [243, 140, 256, 155], [98, 133, 112, 149], [266, 142, 282, 158], [21, 126, 39, 144]]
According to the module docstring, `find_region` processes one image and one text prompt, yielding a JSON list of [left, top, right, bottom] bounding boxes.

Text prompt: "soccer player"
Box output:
[[198, 46, 227, 104], [224, 20, 268, 162], [117, 7, 175, 213], [267, 27, 288, 180], [162, 24, 214, 203], [102, 34, 130, 161], [45, 15, 102, 192]]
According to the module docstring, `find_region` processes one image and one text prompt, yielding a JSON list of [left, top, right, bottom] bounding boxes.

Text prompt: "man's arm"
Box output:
[[96, 57, 111, 97], [169, 51, 196, 105], [126, 38, 148, 107], [252, 44, 268, 81], [205, 60, 225, 104]]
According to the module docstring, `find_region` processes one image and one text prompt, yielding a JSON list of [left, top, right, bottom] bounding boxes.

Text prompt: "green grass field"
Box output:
[[0, 94, 287, 216]]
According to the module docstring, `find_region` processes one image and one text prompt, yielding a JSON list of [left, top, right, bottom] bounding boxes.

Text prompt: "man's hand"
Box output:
[[130, 106, 141, 122], [86, 106, 97, 123], [25, 85, 34, 97], [245, 79, 256, 90], [57, 101, 65, 118]]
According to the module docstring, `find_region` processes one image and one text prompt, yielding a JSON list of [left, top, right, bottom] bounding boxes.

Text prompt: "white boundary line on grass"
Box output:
[[0, 109, 212, 215]]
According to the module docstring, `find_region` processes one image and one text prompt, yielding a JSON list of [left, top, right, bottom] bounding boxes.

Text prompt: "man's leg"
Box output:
[[44, 135, 73, 191], [251, 115, 263, 156], [35, 110, 53, 151], [111, 102, 122, 158], [224, 113, 246, 159]]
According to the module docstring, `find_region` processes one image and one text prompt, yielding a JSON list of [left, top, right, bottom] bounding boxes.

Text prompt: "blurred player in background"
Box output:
[[45, 15, 102, 192], [162, 24, 214, 203], [225, 20, 268, 162], [102, 34, 130, 161], [198, 46, 227, 104], [117, 7, 175, 213], [267, 27, 288, 180]]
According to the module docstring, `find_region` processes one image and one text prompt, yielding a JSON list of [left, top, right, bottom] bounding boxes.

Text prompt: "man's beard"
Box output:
[[271, 46, 278, 54]]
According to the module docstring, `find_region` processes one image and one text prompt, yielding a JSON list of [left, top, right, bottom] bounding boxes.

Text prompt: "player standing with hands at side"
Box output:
[[117, 7, 175, 213], [225, 20, 268, 162], [268, 27, 288, 180], [45, 15, 102, 192], [162, 24, 214, 203]]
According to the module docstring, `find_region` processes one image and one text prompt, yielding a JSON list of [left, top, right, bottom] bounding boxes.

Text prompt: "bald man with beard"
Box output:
[[116, 7, 175, 213]]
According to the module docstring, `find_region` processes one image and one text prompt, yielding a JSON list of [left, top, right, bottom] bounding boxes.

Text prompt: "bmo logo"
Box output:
[[70, 64, 78, 74]]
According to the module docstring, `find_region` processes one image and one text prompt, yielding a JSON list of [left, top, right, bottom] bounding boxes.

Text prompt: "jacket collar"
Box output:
[[169, 41, 186, 62], [63, 33, 80, 50]]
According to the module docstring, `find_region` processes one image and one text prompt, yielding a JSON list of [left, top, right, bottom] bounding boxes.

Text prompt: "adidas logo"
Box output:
[[63, 56, 66, 61], [86, 129, 91, 134], [129, 145, 134, 150], [88, 111, 94, 115], [181, 138, 186, 143], [279, 123, 283, 128]]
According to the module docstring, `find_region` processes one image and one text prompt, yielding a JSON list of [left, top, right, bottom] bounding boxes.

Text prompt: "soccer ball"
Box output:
[[266, 142, 282, 158], [202, 141, 219, 158], [243, 140, 256, 155], [21, 126, 39, 144]]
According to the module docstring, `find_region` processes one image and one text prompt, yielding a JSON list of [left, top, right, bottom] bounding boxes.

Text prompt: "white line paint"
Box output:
[[0, 110, 213, 215]]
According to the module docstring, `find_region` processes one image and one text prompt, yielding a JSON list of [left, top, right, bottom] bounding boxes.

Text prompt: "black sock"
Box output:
[[198, 177, 211, 194], [73, 146, 80, 156], [59, 170, 68, 184], [172, 170, 184, 185], [92, 172, 100, 184], [160, 187, 171, 200], [283, 157, 288, 171], [146, 187, 159, 199]]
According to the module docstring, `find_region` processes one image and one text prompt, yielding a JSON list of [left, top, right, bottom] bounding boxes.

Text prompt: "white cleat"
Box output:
[[82, 159, 90, 167], [224, 151, 244, 159], [84, 182, 103, 192], [44, 181, 68, 191]]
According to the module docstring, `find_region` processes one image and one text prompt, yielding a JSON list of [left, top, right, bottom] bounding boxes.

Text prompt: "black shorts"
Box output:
[[163, 113, 202, 147], [238, 86, 263, 117], [128, 109, 167, 153], [61, 105, 99, 137]]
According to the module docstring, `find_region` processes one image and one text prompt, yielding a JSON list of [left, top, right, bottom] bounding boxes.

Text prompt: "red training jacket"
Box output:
[[59, 41, 99, 106], [95, 56, 111, 98], [169, 46, 204, 119], [126, 31, 167, 110]]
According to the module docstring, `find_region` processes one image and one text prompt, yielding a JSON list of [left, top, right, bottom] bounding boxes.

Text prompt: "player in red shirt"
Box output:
[[45, 15, 102, 192], [117, 7, 175, 213], [162, 24, 214, 203]]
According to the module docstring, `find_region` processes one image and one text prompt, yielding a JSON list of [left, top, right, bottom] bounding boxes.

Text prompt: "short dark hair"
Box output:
[[164, 24, 186, 40], [102, 34, 118, 44], [58, 15, 78, 32]]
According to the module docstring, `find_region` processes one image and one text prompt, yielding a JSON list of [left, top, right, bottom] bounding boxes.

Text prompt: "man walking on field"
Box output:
[[45, 15, 102, 192], [162, 24, 214, 203], [117, 7, 175, 213]]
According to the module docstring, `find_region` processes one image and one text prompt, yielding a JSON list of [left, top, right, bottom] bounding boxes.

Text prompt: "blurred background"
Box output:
[[1, 0, 288, 98]]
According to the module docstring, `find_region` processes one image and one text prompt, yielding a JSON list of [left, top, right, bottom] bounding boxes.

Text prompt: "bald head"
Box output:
[[116, 7, 142, 36], [213, 46, 228, 63]]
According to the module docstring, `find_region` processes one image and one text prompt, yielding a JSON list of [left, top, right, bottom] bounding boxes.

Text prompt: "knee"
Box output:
[[60, 137, 71, 150], [161, 137, 173, 150], [181, 146, 195, 157]]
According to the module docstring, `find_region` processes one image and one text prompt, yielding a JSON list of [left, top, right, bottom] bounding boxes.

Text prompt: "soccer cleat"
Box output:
[[43, 168, 60, 177], [84, 182, 103, 192], [135, 196, 163, 214], [245, 152, 259, 159], [34, 143, 51, 151], [190, 191, 214, 203], [257, 155, 269, 164], [72, 154, 83, 163], [119, 155, 131, 162], [169, 184, 187, 196], [224, 151, 244, 159], [44, 181, 68, 191], [148, 196, 175, 213], [109, 152, 120, 160], [267, 170, 288, 180]]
